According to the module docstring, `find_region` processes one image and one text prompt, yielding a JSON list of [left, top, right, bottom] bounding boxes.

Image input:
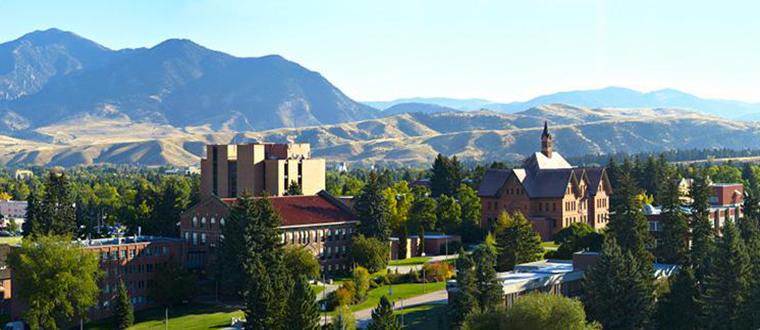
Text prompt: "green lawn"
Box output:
[[328, 281, 446, 315], [85, 303, 243, 330], [389, 256, 432, 266], [397, 303, 449, 329], [312, 284, 326, 296], [541, 241, 559, 251], [0, 236, 22, 245]]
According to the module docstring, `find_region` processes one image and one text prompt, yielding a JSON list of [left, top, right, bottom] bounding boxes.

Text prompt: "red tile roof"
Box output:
[[220, 193, 356, 227]]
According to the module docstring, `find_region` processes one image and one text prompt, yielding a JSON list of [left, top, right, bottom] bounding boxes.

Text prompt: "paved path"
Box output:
[[387, 254, 459, 273]]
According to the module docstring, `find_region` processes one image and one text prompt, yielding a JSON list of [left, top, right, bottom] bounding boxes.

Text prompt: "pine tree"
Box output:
[[430, 154, 463, 197], [436, 194, 461, 234], [739, 219, 760, 329], [606, 170, 654, 268], [655, 267, 700, 330], [448, 249, 478, 328], [114, 280, 134, 330], [354, 172, 392, 240], [367, 296, 401, 330], [286, 275, 319, 330], [244, 257, 279, 330], [689, 171, 714, 286], [494, 211, 543, 271], [398, 225, 408, 260], [703, 219, 750, 330], [286, 181, 303, 196], [218, 195, 252, 296], [656, 169, 690, 265], [583, 237, 654, 329], [21, 185, 40, 237], [471, 244, 502, 311]]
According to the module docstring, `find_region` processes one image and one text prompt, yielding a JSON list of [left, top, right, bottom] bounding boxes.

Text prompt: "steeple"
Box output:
[[541, 121, 553, 158]]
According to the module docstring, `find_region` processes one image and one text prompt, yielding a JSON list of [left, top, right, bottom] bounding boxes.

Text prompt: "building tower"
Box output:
[[541, 121, 553, 158]]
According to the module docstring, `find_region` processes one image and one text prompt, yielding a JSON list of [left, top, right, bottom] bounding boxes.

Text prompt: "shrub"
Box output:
[[407, 269, 422, 283], [352, 266, 371, 302], [422, 262, 454, 282], [335, 284, 355, 306], [351, 235, 390, 273], [284, 246, 320, 279]]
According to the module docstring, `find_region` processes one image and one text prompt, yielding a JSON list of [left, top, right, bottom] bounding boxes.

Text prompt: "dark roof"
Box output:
[[220, 191, 356, 227], [581, 167, 605, 196], [478, 169, 512, 197], [523, 169, 574, 198]]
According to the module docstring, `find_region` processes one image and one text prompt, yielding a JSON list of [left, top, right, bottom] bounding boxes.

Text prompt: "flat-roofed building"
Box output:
[[200, 143, 325, 198]]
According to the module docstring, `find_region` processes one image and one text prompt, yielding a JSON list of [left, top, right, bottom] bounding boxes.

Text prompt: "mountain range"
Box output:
[[1, 28, 760, 167]]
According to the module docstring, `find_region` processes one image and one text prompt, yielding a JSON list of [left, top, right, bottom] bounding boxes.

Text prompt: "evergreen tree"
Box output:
[[472, 244, 503, 311], [436, 194, 461, 233], [655, 267, 700, 330], [408, 194, 437, 232], [448, 249, 479, 328], [431, 154, 461, 197], [458, 184, 482, 243], [218, 195, 252, 296], [740, 219, 760, 329], [656, 169, 690, 265], [398, 225, 408, 260], [689, 171, 714, 286], [703, 219, 750, 330], [114, 280, 134, 330], [494, 212, 543, 271], [605, 170, 653, 267], [286, 275, 320, 330], [354, 172, 392, 240], [583, 237, 654, 330], [286, 181, 303, 196], [30, 169, 77, 236], [367, 296, 401, 330], [21, 185, 40, 237]]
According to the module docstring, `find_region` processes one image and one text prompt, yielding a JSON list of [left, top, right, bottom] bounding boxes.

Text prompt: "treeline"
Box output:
[[569, 147, 760, 166]]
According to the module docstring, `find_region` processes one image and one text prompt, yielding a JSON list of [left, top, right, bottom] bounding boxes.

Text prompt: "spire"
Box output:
[[541, 121, 553, 158]]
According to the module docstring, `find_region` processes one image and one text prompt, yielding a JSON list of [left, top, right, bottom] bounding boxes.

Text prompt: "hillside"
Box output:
[[0, 28, 378, 132], [1, 104, 759, 167]]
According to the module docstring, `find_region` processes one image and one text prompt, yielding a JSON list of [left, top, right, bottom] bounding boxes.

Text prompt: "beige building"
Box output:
[[200, 143, 325, 198]]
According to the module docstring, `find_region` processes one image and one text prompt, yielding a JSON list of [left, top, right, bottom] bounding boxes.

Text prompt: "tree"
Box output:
[[472, 244, 503, 311], [583, 237, 654, 330], [150, 262, 195, 306], [448, 249, 479, 328], [383, 181, 413, 234], [148, 175, 191, 236], [354, 172, 392, 240], [286, 275, 320, 330], [242, 196, 289, 330], [436, 194, 461, 233], [655, 267, 700, 330], [740, 212, 760, 329], [458, 184, 482, 243], [690, 170, 714, 285], [350, 234, 390, 273], [218, 195, 252, 296], [465, 293, 600, 330], [430, 154, 463, 197], [286, 181, 303, 196], [368, 296, 401, 330], [703, 219, 750, 329], [606, 170, 653, 267], [21, 185, 40, 236], [398, 225, 408, 260], [7, 235, 101, 330], [114, 280, 134, 330], [333, 305, 357, 330], [284, 246, 320, 279], [656, 169, 690, 265], [27, 170, 77, 236], [550, 223, 603, 259], [353, 266, 371, 302], [494, 212, 543, 271], [408, 194, 437, 232], [417, 226, 426, 257]]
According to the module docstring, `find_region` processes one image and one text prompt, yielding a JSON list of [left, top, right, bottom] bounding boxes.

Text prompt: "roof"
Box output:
[[80, 236, 183, 248], [525, 152, 572, 171], [220, 191, 357, 227], [579, 167, 607, 196], [477, 169, 512, 197], [523, 169, 574, 198]]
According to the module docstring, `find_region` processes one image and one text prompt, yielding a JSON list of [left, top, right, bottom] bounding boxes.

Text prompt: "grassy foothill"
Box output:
[[85, 303, 243, 330], [388, 256, 432, 266]]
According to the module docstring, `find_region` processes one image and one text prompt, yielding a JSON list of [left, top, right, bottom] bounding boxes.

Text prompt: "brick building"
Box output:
[[180, 191, 359, 275], [200, 143, 325, 198], [478, 123, 611, 240]]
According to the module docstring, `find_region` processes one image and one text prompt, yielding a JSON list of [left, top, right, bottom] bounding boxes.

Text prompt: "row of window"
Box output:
[[191, 216, 225, 228], [102, 279, 148, 294], [595, 198, 608, 208], [100, 246, 169, 261], [321, 245, 347, 260], [283, 227, 353, 245], [323, 263, 349, 272], [96, 296, 148, 310], [104, 261, 167, 277], [185, 232, 208, 246]]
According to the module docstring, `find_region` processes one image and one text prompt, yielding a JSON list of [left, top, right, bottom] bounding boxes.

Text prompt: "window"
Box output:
[[192, 233, 198, 246], [192, 217, 198, 228], [649, 221, 659, 232], [184, 232, 190, 241], [220, 218, 225, 226], [201, 233, 207, 245], [211, 217, 216, 225], [201, 217, 207, 227]]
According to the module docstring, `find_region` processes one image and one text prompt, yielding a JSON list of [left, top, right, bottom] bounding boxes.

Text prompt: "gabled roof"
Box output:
[[477, 169, 512, 197], [524, 152, 572, 172], [523, 169, 575, 198], [219, 191, 357, 227], [581, 167, 610, 196]]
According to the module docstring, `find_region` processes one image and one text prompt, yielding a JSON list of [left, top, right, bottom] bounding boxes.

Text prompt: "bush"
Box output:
[[422, 262, 454, 282], [351, 235, 390, 273], [335, 283, 355, 307], [284, 246, 320, 279], [352, 266, 371, 302], [407, 269, 421, 283], [464, 293, 600, 330]]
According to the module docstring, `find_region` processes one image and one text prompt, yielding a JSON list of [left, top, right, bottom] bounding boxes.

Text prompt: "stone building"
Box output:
[[180, 191, 359, 275], [200, 143, 325, 198], [478, 123, 611, 240]]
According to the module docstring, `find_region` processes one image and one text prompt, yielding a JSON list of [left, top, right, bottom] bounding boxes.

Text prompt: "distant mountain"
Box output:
[[483, 87, 760, 119], [2, 104, 759, 167], [380, 102, 460, 116], [364, 97, 492, 110], [0, 28, 378, 131]]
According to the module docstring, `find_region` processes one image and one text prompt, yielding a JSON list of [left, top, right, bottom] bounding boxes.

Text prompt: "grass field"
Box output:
[[0, 236, 22, 245], [85, 303, 243, 330], [389, 256, 432, 266], [397, 303, 449, 329], [541, 241, 559, 251], [328, 281, 446, 315]]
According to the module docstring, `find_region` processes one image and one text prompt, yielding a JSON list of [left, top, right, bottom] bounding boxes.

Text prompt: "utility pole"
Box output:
[[165, 307, 169, 330]]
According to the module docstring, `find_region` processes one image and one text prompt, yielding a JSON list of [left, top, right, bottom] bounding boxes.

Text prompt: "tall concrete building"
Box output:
[[200, 143, 325, 198]]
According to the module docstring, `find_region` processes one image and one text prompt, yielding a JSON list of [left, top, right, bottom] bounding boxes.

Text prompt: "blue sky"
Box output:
[[2, 0, 759, 102]]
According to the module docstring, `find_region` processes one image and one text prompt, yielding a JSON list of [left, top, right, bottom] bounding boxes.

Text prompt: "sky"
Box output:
[[1, 0, 759, 103]]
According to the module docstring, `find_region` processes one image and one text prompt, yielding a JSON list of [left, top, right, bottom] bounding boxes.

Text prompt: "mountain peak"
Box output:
[[17, 28, 90, 45]]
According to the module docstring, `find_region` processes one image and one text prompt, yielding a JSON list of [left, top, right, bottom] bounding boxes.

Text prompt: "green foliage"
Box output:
[[286, 275, 320, 330], [705, 165, 743, 184], [149, 262, 195, 306], [352, 266, 371, 302], [354, 172, 392, 240], [286, 181, 303, 195], [550, 223, 603, 260], [689, 170, 714, 285], [494, 211, 543, 271], [382, 181, 413, 234], [408, 194, 437, 232], [430, 154, 463, 197], [472, 244, 503, 312], [350, 234, 390, 273], [449, 249, 479, 328], [458, 184, 483, 243], [114, 280, 134, 330], [332, 305, 357, 330], [367, 296, 401, 330], [655, 267, 700, 330], [606, 170, 654, 266], [436, 194, 462, 234], [656, 168, 690, 265], [583, 237, 654, 330], [465, 293, 600, 330], [284, 245, 321, 279], [398, 225, 408, 260], [26, 170, 77, 236], [703, 219, 750, 329], [417, 226, 425, 257], [218, 195, 251, 296], [7, 235, 101, 330]]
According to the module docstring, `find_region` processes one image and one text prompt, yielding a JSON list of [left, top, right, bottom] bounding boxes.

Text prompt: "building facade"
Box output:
[[478, 123, 611, 240], [200, 143, 325, 198], [180, 191, 359, 275]]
